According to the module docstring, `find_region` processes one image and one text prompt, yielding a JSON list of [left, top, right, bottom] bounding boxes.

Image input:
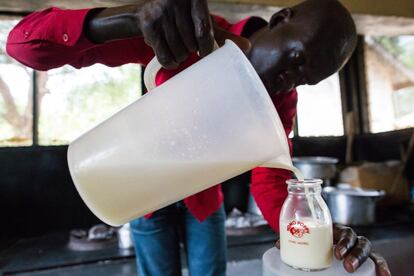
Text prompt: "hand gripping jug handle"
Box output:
[[144, 41, 220, 91]]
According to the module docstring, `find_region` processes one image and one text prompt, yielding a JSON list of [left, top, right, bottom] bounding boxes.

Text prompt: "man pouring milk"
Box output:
[[7, 0, 391, 275]]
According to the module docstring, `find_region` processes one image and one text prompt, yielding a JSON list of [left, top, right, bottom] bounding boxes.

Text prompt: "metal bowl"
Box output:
[[293, 156, 339, 183], [322, 184, 385, 226]]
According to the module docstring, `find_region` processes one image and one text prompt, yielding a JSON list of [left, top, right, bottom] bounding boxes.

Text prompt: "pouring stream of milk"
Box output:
[[274, 164, 318, 222], [291, 166, 318, 222]]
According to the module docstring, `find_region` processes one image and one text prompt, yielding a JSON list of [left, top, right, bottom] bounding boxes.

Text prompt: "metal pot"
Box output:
[[322, 184, 385, 226], [293, 156, 339, 185]]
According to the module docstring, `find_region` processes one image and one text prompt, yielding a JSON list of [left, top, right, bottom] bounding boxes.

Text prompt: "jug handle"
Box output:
[[144, 41, 220, 91]]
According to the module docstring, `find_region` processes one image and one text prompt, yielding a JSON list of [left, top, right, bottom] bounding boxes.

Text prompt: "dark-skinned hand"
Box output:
[[86, 0, 251, 69], [275, 224, 391, 275], [136, 0, 250, 68]]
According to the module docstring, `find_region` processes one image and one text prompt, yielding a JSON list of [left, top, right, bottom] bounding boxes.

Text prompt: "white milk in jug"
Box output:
[[72, 161, 257, 226]]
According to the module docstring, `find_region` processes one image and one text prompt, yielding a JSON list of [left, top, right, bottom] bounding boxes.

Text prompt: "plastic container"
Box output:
[[67, 40, 293, 226], [117, 223, 133, 249]]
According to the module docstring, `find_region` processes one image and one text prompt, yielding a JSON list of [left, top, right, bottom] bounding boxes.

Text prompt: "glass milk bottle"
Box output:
[[279, 179, 333, 271]]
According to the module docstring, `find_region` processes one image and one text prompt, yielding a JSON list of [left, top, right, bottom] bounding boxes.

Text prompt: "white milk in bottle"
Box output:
[[279, 177, 333, 271]]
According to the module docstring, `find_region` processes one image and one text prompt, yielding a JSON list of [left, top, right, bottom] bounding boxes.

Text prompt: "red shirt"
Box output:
[[7, 8, 297, 232]]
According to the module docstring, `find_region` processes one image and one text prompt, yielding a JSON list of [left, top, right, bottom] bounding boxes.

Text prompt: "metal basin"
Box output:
[[293, 156, 338, 184], [322, 184, 385, 226]]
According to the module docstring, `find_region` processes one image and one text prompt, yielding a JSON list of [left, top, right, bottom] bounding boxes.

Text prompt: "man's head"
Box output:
[[246, 0, 357, 93]]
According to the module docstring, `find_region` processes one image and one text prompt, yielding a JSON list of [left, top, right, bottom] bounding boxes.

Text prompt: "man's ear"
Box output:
[[269, 8, 293, 29], [212, 16, 251, 52]]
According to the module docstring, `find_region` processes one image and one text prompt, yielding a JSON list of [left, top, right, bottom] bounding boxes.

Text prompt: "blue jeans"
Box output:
[[130, 202, 227, 276]]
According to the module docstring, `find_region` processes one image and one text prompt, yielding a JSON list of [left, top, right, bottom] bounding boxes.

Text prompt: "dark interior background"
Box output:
[[1, 128, 412, 239]]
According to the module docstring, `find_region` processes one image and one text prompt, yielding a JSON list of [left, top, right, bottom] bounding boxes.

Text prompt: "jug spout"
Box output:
[[261, 156, 294, 171]]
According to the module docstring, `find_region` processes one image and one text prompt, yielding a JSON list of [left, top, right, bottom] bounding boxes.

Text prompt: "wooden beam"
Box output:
[[0, 0, 132, 13], [2, 1, 414, 35], [1, 0, 414, 18]]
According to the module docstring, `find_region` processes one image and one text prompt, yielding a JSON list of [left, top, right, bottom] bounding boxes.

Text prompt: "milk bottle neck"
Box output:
[[286, 179, 322, 196]]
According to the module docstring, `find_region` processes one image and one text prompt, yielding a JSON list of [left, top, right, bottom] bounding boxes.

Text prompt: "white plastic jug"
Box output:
[[67, 40, 293, 226]]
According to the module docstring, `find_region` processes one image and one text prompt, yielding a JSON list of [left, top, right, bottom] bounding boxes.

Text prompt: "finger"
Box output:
[[142, 22, 177, 69], [334, 226, 357, 260], [333, 224, 349, 243], [370, 251, 391, 276], [175, 2, 198, 52], [162, 17, 189, 64], [213, 25, 251, 52], [343, 236, 372, 273], [191, 0, 214, 57], [275, 239, 280, 249]]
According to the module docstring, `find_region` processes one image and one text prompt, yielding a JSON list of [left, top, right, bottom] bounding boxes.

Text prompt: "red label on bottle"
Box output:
[[286, 220, 310, 238]]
